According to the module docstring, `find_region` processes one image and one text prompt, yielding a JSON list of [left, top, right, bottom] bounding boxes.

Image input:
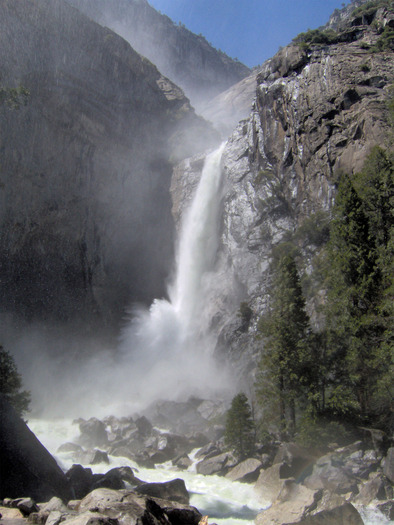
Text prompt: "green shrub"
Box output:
[[371, 25, 394, 51], [293, 29, 339, 48]]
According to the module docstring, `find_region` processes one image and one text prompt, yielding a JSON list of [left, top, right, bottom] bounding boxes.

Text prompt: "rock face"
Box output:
[[171, 5, 394, 385], [0, 394, 73, 501], [199, 70, 258, 137], [0, 0, 218, 332], [65, 0, 250, 112]]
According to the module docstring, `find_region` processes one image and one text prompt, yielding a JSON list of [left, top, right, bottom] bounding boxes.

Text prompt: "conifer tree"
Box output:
[[225, 393, 255, 459], [256, 254, 312, 436], [324, 170, 393, 424], [0, 345, 30, 417]]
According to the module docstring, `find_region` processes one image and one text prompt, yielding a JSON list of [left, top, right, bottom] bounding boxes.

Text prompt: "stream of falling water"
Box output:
[[118, 143, 230, 406]]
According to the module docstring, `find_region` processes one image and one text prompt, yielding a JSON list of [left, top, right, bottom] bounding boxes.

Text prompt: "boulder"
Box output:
[[383, 447, 394, 483], [225, 458, 263, 483], [194, 443, 220, 460], [254, 464, 289, 503], [35, 496, 73, 525], [354, 473, 392, 504], [256, 484, 363, 525], [173, 454, 193, 470], [135, 478, 190, 505], [77, 489, 124, 513], [57, 443, 84, 456], [77, 487, 201, 525], [66, 465, 94, 500], [196, 452, 231, 476], [255, 482, 319, 525], [0, 506, 25, 519], [60, 511, 118, 525], [78, 419, 108, 448], [81, 450, 110, 466], [272, 443, 315, 481], [91, 472, 125, 492], [103, 467, 140, 487], [135, 416, 153, 437], [291, 502, 363, 524], [0, 394, 73, 502], [14, 498, 39, 516], [303, 453, 357, 495], [46, 510, 66, 525]]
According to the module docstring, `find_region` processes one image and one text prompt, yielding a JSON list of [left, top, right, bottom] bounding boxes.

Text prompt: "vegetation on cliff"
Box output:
[[254, 143, 393, 442]]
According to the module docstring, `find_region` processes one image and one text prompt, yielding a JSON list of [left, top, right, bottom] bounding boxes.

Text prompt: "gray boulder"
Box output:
[[383, 447, 394, 483], [135, 479, 190, 505], [196, 452, 232, 476], [78, 419, 108, 448], [303, 453, 358, 495], [272, 442, 316, 481], [225, 458, 263, 483], [77, 487, 201, 525], [354, 473, 393, 504], [254, 463, 289, 503]]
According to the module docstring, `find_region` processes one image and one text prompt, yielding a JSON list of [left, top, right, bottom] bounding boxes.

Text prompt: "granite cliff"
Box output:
[[171, 2, 394, 386], [64, 0, 250, 113], [0, 0, 218, 332]]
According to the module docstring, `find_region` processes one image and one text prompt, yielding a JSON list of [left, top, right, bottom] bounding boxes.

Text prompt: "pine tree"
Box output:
[[0, 345, 30, 417], [225, 393, 255, 459], [256, 254, 312, 436], [324, 170, 393, 425]]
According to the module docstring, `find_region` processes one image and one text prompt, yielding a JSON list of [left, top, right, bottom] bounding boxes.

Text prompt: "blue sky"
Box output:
[[148, 0, 350, 67]]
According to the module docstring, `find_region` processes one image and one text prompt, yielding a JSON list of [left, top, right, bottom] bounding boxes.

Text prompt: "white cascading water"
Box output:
[[119, 143, 230, 405]]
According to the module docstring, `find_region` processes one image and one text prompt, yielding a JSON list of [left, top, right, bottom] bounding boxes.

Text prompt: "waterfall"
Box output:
[[120, 143, 230, 406]]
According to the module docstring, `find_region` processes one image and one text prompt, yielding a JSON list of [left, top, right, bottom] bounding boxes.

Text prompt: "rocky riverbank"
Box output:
[[1, 395, 393, 525]]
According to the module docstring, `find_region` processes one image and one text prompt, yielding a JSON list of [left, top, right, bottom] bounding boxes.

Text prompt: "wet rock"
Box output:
[[196, 452, 232, 476], [172, 454, 193, 471], [383, 447, 394, 483], [354, 473, 393, 504], [81, 450, 110, 466], [225, 458, 263, 483], [194, 443, 221, 460], [135, 416, 153, 437], [66, 465, 94, 500], [135, 479, 190, 505], [377, 500, 394, 521], [78, 419, 108, 449], [57, 443, 84, 456]]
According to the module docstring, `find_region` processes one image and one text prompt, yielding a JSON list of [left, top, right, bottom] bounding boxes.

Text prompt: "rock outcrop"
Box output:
[[0, 0, 218, 332], [0, 395, 73, 502], [65, 0, 250, 112]]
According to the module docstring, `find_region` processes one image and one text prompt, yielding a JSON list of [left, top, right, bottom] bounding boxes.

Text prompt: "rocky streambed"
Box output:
[[9, 397, 391, 525]]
